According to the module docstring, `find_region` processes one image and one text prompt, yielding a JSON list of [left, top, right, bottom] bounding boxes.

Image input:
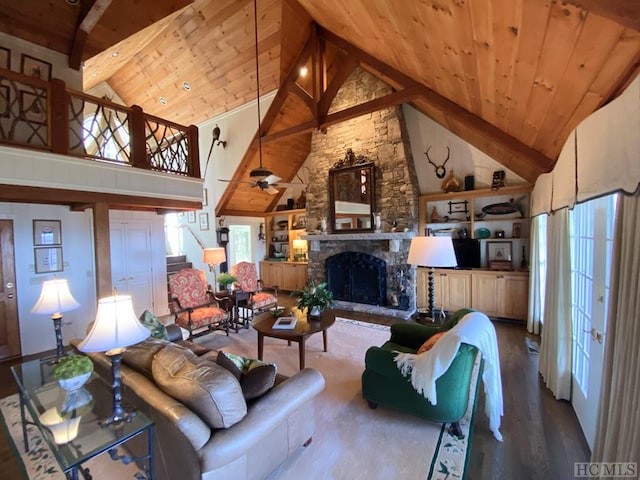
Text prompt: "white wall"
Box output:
[[0, 203, 96, 356], [403, 105, 527, 193], [172, 92, 278, 272]]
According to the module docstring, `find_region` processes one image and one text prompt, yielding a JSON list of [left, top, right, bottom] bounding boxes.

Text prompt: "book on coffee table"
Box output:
[[273, 317, 298, 329]]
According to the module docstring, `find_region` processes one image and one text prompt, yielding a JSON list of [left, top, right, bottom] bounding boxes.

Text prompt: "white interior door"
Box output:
[[570, 195, 616, 450], [110, 222, 154, 315]]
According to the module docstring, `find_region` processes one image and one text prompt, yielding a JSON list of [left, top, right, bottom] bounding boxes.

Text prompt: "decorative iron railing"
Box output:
[[0, 68, 199, 178]]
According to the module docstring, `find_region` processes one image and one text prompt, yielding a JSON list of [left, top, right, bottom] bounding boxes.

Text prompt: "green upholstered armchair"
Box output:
[[361, 308, 481, 437]]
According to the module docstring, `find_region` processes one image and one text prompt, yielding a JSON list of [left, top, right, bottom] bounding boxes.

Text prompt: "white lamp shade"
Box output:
[[292, 239, 307, 249], [78, 294, 150, 353], [407, 236, 458, 268], [31, 278, 80, 315], [203, 247, 226, 265]]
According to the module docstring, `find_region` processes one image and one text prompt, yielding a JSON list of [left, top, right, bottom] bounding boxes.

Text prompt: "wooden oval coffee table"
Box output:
[[252, 309, 336, 370]]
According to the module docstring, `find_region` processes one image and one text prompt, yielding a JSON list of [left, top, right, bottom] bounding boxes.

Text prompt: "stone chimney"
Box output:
[[302, 68, 421, 318]]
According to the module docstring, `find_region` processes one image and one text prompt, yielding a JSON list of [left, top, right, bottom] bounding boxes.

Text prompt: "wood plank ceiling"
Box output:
[[1, 0, 638, 215]]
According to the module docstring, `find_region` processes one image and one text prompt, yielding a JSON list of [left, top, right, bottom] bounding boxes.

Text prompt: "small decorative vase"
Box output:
[[309, 305, 323, 318], [58, 372, 91, 392], [320, 217, 327, 233]]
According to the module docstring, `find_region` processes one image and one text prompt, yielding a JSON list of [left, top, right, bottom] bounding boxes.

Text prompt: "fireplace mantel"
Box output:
[[300, 232, 415, 253]]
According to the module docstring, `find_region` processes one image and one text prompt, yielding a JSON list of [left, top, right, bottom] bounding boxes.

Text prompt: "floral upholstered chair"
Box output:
[[230, 261, 278, 328], [168, 268, 230, 340]]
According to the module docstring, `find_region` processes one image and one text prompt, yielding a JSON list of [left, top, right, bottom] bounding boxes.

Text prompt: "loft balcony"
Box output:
[[0, 69, 202, 211]]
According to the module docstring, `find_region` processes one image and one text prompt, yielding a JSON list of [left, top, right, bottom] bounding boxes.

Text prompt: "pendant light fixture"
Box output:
[[249, 0, 272, 182]]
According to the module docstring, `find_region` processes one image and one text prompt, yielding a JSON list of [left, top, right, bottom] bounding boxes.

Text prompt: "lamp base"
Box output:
[[100, 351, 136, 427]]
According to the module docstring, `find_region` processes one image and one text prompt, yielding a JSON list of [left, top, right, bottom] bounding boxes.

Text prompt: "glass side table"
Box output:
[[11, 357, 154, 480]]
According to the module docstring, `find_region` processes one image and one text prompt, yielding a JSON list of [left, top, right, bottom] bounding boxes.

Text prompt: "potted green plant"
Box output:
[[52, 354, 93, 391], [291, 280, 334, 318], [217, 272, 237, 292]]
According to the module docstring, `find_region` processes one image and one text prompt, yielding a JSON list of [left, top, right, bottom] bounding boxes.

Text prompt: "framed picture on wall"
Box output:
[[187, 211, 196, 223], [487, 241, 512, 262], [203, 188, 208, 207], [34, 247, 63, 274], [20, 90, 47, 124], [20, 54, 52, 81], [33, 219, 62, 245], [199, 213, 209, 231]]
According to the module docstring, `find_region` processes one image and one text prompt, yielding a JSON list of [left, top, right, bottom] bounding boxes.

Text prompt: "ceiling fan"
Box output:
[[218, 169, 304, 195]]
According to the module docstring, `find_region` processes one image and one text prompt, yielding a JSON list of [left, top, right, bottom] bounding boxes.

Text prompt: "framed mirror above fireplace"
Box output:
[[329, 162, 375, 233]]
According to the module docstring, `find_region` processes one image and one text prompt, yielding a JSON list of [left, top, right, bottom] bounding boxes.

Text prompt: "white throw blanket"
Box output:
[[394, 312, 504, 441]]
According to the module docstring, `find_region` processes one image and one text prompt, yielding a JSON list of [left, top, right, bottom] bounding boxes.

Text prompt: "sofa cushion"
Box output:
[[152, 343, 247, 429], [139, 309, 169, 340], [122, 337, 174, 378], [217, 351, 278, 400]]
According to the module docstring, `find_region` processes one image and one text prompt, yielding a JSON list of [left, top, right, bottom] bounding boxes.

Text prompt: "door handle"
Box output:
[[584, 327, 604, 344], [7, 293, 14, 299]]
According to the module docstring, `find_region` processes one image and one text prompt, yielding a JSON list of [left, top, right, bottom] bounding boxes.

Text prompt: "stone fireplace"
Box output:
[[300, 67, 420, 319]]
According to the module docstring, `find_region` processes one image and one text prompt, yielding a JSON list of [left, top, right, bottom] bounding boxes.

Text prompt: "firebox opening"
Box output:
[[326, 251, 386, 306]]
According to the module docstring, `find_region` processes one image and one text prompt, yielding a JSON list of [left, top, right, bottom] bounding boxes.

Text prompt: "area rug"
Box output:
[[0, 395, 145, 479], [197, 317, 482, 480]]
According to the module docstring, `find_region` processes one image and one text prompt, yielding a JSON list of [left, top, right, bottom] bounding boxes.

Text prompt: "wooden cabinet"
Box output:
[[417, 268, 529, 321], [471, 271, 529, 320], [265, 209, 307, 262], [260, 261, 308, 292], [417, 268, 472, 313]]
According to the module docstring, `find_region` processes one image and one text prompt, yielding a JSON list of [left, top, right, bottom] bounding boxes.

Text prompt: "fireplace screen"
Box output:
[[326, 251, 386, 306]]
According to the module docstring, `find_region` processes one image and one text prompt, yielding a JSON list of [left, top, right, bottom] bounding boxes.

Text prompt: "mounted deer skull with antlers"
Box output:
[[424, 146, 450, 179]]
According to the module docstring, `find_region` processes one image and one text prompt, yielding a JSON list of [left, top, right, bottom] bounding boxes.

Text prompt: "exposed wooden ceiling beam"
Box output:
[[69, 0, 113, 69], [567, 0, 640, 31]]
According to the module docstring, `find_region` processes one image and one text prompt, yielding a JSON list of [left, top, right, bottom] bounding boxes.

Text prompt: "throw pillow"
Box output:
[[139, 310, 169, 340], [216, 351, 277, 400], [417, 332, 446, 354], [152, 344, 247, 429]]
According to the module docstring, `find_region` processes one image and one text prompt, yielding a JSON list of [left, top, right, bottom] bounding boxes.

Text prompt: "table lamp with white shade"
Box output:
[[31, 277, 80, 362], [203, 247, 226, 288], [78, 292, 150, 425], [407, 236, 458, 323]]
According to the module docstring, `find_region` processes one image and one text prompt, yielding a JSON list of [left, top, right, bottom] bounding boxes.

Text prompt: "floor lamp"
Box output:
[[31, 277, 80, 362], [407, 236, 457, 323], [78, 292, 150, 425], [203, 247, 226, 290]]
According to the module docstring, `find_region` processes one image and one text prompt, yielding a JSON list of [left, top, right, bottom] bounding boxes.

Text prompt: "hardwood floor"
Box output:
[[0, 310, 589, 479]]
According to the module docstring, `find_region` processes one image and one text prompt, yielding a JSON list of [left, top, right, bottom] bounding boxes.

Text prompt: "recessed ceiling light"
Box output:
[[159, 97, 167, 105], [183, 81, 191, 91], [111, 51, 119, 57], [299, 66, 308, 77]]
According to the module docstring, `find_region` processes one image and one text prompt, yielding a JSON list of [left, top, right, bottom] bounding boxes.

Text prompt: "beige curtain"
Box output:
[[592, 192, 640, 467], [527, 215, 545, 334], [539, 208, 572, 400]]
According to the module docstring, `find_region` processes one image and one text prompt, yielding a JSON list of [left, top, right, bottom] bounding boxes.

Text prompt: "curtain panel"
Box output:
[[538, 209, 572, 400], [592, 193, 640, 469], [527, 215, 545, 335]]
